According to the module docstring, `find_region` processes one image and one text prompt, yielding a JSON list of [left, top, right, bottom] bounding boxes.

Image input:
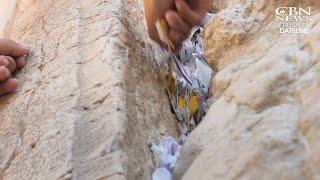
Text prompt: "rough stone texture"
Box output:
[[1, 0, 320, 179], [0, 0, 18, 37], [175, 0, 320, 179], [0, 0, 177, 179]]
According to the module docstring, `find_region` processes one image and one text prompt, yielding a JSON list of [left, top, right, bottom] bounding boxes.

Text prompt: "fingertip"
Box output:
[[165, 10, 179, 28], [0, 66, 10, 81], [4, 56, 17, 72], [6, 78, 20, 90], [20, 45, 31, 55], [12, 43, 31, 56], [0, 78, 20, 95], [16, 56, 26, 68], [165, 10, 175, 21], [0, 56, 9, 67], [24, 46, 31, 54]]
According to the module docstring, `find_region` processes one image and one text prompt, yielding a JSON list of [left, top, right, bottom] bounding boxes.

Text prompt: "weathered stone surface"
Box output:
[[1, 0, 320, 179], [0, 0, 17, 36], [175, 0, 320, 179], [0, 0, 177, 179]]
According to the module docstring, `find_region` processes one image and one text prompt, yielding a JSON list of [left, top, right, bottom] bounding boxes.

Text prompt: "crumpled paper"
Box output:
[[151, 136, 181, 170], [152, 167, 172, 180], [151, 137, 181, 180], [158, 26, 214, 134], [151, 13, 215, 180]]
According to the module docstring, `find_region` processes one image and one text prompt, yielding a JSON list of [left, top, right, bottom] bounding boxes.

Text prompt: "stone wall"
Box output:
[[0, 0, 18, 37], [175, 0, 320, 179], [0, 0, 177, 179], [0, 0, 320, 180]]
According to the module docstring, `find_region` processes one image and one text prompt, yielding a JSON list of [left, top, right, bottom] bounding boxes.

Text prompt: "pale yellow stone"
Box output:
[[0, 0, 18, 37], [1, 0, 320, 179], [0, 0, 177, 179], [175, 0, 320, 179]]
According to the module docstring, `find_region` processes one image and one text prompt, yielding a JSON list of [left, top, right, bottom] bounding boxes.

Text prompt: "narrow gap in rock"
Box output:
[[150, 13, 216, 180]]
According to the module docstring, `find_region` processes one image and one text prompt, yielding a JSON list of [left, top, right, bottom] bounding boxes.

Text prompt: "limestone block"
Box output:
[[176, 1, 320, 179], [1, 0, 320, 179], [0, 0, 177, 179], [0, 0, 18, 37]]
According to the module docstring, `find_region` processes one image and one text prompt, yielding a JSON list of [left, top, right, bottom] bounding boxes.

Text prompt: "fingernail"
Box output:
[[21, 44, 31, 51]]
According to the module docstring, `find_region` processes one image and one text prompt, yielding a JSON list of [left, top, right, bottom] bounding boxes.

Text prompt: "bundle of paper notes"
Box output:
[[156, 19, 214, 135]]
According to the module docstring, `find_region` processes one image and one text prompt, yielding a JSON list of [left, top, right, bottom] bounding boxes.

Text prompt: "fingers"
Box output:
[[0, 66, 10, 81], [2, 56, 16, 72], [0, 39, 30, 57], [165, 10, 191, 49], [0, 39, 28, 96], [0, 55, 26, 72], [165, 10, 191, 36], [15, 56, 26, 69], [0, 66, 19, 95], [0, 56, 9, 67], [175, 0, 202, 26], [165, 0, 204, 50], [0, 78, 19, 95]]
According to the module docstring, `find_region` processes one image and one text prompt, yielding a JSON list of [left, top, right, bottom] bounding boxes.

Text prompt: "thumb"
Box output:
[[0, 39, 30, 56]]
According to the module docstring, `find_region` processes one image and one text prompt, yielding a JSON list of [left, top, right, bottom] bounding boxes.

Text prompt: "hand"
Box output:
[[145, 0, 212, 52], [165, 0, 212, 51], [0, 39, 30, 96]]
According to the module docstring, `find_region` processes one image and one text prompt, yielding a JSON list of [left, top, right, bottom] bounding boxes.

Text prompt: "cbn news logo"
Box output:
[[275, 7, 312, 34]]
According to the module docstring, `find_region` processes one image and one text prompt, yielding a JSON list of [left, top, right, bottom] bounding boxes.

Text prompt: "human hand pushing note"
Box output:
[[145, 0, 212, 52], [0, 39, 30, 96]]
